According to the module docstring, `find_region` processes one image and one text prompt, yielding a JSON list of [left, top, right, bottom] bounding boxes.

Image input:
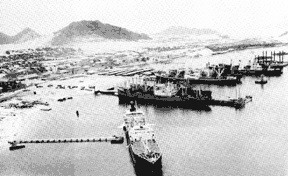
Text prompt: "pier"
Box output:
[[255, 51, 288, 67], [8, 136, 124, 151], [97, 68, 154, 77]]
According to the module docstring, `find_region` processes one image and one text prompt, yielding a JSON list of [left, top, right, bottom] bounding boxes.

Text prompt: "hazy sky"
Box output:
[[1, 0, 288, 38]]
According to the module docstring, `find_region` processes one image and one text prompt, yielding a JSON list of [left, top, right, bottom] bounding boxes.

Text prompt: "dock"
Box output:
[[208, 96, 252, 109], [255, 51, 288, 67], [8, 136, 124, 150], [97, 68, 154, 77]]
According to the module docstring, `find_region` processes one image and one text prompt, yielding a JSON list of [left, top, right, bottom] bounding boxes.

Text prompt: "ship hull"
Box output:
[[117, 90, 210, 108], [156, 75, 240, 86], [234, 69, 283, 76]]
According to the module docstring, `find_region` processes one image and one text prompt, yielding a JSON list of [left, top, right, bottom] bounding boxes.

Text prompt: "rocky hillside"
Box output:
[[51, 20, 151, 45]]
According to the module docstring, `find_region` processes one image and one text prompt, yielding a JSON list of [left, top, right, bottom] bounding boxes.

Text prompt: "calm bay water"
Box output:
[[1, 47, 288, 176]]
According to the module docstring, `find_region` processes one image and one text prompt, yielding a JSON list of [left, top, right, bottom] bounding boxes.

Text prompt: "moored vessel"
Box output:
[[122, 104, 162, 173], [117, 81, 212, 108], [156, 67, 241, 86]]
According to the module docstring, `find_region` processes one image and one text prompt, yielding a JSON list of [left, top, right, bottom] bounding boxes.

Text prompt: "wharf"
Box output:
[[8, 136, 124, 151], [207, 96, 252, 109], [97, 68, 154, 77], [255, 51, 287, 67]]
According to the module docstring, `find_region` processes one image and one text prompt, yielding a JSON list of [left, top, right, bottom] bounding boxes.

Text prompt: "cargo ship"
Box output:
[[118, 83, 212, 108], [155, 67, 241, 86], [215, 56, 284, 77], [117, 77, 252, 109]]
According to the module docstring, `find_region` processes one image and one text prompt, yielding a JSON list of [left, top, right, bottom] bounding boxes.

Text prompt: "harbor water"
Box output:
[[1, 47, 288, 176]]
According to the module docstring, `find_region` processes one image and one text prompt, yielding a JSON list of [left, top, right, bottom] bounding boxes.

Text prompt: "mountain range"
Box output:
[[0, 20, 152, 46], [1, 21, 288, 46]]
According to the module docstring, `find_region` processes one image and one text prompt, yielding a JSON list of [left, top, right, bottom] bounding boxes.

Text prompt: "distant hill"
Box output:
[[207, 37, 281, 53], [0, 32, 12, 44], [0, 28, 40, 45], [51, 20, 151, 45], [277, 31, 288, 42], [151, 26, 229, 44], [157, 26, 219, 36], [12, 28, 41, 43], [279, 31, 288, 37]]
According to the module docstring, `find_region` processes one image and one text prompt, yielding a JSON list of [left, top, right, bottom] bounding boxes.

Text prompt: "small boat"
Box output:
[[255, 79, 268, 84], [95, 89, 117, 95], [255, 74, 268, 84], [57, 98, 66, 102], [41, 108, 52, 111]]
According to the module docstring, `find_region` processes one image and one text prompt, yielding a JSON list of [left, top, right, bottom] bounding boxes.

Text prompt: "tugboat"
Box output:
[[123, 102, 162, 173]]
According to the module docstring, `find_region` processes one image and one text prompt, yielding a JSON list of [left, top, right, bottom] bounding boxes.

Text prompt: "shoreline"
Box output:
[[0, 74, 128, 151], [0, 106, 40, 150]]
